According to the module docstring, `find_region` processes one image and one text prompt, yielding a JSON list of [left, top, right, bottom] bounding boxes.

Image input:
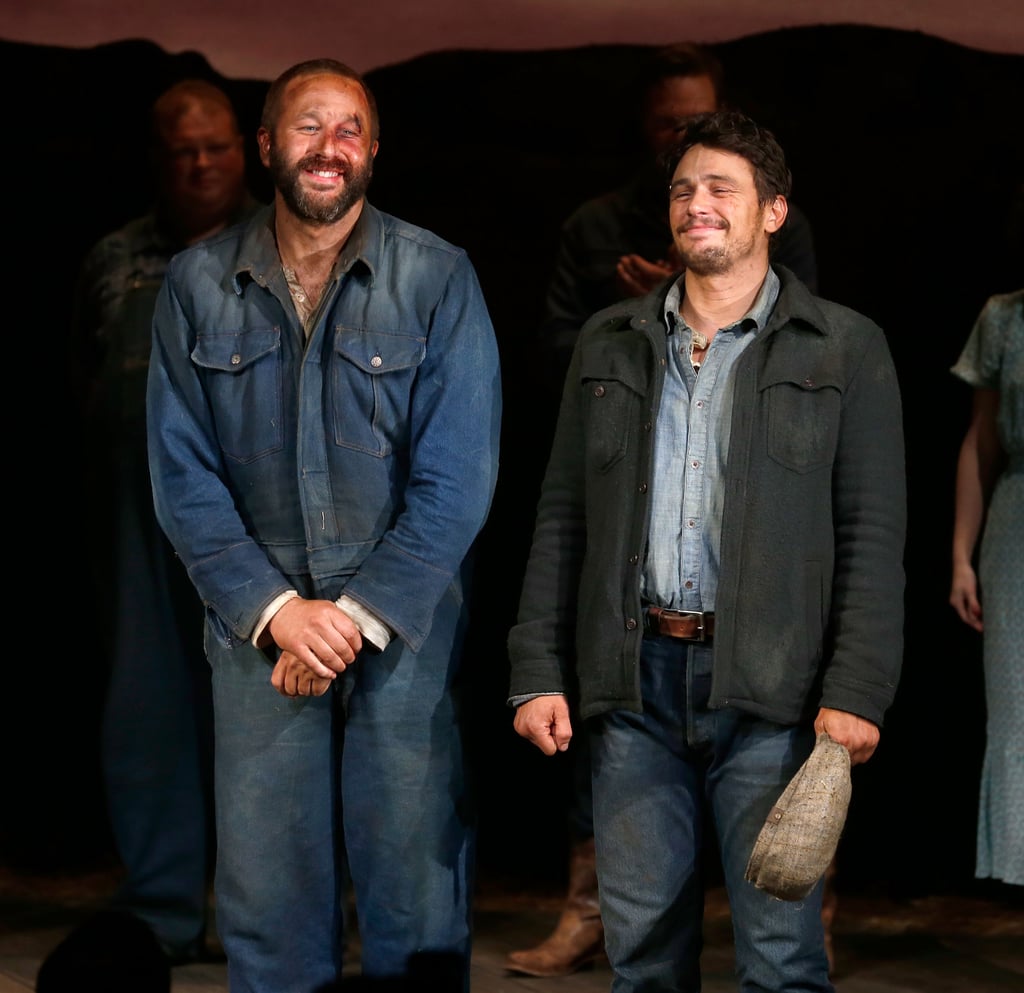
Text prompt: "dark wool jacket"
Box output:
[[508, 266, 906, 728]]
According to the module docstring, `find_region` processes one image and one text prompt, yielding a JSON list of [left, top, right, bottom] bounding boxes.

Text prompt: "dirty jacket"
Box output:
[[147, 202, 502, 653], [508, 266, 905, 727]]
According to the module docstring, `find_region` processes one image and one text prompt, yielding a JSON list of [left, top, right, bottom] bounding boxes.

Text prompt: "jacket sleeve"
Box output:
[[340, 252, 503, 650], [819, 318, 907, 725], [507, 335, 589, 700], [146, 262, 295, 642]]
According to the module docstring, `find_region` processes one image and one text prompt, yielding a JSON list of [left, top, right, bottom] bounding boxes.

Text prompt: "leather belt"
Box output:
[[644, 606, 715, 642]]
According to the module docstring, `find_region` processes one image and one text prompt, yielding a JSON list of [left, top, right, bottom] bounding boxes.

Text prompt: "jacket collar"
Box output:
[[618, 263, 834, 339]]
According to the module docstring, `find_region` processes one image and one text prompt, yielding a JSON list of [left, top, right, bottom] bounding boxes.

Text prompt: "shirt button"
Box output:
[[230, 353, 241, 365], [691, 460, 700, 469], [593, 385, 606, 397], [696, 400, 705, 408], [371, 355, 383, 368], [687, 519, 696, 528], [684, 580, 693, 589]]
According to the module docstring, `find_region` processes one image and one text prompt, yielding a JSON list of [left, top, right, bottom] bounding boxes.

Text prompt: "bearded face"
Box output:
[[269, 148, 374, 225]]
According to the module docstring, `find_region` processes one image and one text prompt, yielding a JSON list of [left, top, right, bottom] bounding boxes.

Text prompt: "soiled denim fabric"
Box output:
[[590, 635, 832, 993], [147, 202, 501, 992], [147, 203, 501, 650], [210, 581, 474, 992]]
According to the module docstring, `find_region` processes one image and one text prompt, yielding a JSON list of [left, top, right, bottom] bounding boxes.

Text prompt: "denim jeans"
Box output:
[[101, 443, 213, 957], [209, 585, 475, 993], [590, 635, 833, 992]]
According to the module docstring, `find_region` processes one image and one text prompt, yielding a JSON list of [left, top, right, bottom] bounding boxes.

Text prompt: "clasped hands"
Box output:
[[268, 597, 363, 698]]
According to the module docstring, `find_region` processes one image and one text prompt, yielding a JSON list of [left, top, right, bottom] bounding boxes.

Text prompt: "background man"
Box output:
[[146, 59, 501, 991], [535, 42, 818, 397], [508, 110, 905, 991], [70, 78, 258, 965]]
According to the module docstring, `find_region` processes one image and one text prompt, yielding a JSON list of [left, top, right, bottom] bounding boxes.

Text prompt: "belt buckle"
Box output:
[[650, 606, 708, 641], [673, 609, 708, 641]]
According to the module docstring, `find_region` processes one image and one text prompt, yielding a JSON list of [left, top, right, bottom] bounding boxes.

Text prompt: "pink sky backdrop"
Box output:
[[4, 0, 1024, 79]]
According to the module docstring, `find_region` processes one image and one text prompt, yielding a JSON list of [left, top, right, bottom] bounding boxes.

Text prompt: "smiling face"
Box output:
[[154, 97, 246, 241], [257, 72, 378, 226], [668, 145, 787, 277]]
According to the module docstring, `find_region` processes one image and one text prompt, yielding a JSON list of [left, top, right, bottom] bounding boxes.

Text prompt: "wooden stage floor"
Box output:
[[1, 860, 1021, 991]]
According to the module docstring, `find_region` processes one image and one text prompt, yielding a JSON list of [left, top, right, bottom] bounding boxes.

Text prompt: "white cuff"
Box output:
[[336, 594, 392, 652], [252, 589, 299, 645]]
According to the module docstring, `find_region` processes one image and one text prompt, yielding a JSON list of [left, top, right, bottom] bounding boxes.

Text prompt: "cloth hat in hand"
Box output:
[[744, 731, 852, 901]]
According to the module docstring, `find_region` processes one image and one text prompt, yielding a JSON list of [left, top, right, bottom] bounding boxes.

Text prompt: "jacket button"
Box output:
[[593, 385, 606, 397], [625, 617, 637, 630], [629, 554, 639, 564], [230, 353, 241, 365], [638, 482, 648, 493], [371, 355, 383, 368]]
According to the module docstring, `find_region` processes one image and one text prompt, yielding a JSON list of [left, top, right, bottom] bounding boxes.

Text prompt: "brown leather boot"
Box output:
[[504, 836, 606, 977]]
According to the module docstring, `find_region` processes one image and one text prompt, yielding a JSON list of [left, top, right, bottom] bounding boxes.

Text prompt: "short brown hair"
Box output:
[[662, 109, 792, 205], [151, 79, 240, 146], [261, 58, 379, 142]]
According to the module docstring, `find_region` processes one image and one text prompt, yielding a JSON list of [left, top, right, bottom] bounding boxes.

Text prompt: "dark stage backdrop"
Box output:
[[7, 25, 1023, 898]]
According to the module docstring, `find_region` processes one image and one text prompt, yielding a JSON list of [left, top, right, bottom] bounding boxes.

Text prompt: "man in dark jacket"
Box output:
[[508, 110, 905, 992], [507, 45, 822, 980]]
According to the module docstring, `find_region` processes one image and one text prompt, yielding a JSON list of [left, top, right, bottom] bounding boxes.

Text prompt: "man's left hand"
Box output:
[[813, 707, 880, 766]]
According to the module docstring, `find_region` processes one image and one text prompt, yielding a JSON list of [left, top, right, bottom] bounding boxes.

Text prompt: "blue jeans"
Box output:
[[589, 635, 833, 993], [209, 584, 475, 993], [101, 443, 213, 956]]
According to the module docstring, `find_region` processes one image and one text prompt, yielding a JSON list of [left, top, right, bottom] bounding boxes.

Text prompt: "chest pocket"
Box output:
[[332, 328, 426, 456], [579, 341, 649, 474], [191, 328, 283, 463], [762, 371, 841, 473]]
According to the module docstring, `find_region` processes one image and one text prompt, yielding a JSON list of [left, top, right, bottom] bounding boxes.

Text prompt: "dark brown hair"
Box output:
[[260, 58, 379, 141]]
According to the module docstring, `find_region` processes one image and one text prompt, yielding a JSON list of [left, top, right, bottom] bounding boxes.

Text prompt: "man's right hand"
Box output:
[[267, 597, 364, 681], [513, 695, 573, 755]]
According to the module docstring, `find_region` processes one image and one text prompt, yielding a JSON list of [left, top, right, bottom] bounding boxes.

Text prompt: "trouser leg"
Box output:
[[343, 586, 475, 992], [102, 452, 211, 956]]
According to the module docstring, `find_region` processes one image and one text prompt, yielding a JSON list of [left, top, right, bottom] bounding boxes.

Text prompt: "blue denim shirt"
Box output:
[[642, 268, 779, 611], [146, 202, 502, 652]]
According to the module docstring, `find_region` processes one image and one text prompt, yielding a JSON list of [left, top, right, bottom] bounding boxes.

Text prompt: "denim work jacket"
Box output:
[[509, 266, 906, 728], [147, 203, 502, 652]]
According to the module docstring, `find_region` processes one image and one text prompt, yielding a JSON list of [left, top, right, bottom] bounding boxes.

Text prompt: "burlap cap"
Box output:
[[744, 731, 852, 901]]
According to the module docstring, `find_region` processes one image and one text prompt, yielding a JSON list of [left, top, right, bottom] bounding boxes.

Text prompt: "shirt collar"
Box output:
[[663, 266, 781, 335], [233, 201, 379, 290]]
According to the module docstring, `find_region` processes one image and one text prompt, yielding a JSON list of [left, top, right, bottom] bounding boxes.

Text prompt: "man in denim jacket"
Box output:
[[146, 59, 501, 992], [509, 111, 905, 992]]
